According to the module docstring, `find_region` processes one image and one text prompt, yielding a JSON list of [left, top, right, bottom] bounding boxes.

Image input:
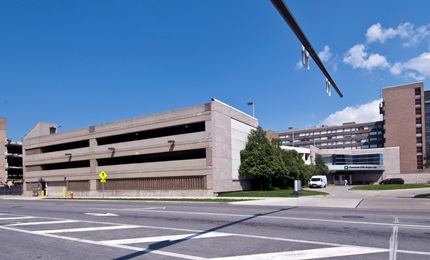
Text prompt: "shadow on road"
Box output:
[[113, 207, 297, 259]]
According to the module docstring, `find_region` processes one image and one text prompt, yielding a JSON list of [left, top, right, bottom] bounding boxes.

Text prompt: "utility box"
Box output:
[[293, 180, 302, 195]]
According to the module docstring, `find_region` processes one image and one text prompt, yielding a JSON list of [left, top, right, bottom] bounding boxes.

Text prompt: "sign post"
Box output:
[[99, 171, 107, 198]]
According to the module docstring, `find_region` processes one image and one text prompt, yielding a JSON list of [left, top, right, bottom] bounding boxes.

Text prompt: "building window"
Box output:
[[416, 107, 422, 115], [415, 87, 421, 95]]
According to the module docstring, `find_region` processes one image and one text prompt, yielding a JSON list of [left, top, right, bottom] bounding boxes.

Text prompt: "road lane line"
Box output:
[[99, 232, 231, 245], [33, 225, 140, 234], [90, 207, 430, 230], [211, 246, 388, 260], [6, 220, 79, 226], [389, 226, 399, 260], [0, 216, 35, 220], [85, 213, 119, 217]]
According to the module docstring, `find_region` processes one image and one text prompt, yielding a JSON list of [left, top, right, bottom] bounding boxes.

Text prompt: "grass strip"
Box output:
[[350, 184, 430, 191]]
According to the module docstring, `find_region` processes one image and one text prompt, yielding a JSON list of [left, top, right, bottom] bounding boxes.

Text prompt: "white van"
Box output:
[[308, 175, 327, 188]]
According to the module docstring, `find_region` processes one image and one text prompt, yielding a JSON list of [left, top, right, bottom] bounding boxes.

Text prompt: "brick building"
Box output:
[[381, 82, 426, 173]]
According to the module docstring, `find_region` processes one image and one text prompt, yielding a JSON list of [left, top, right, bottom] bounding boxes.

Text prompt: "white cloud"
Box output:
[[295, 60, 303, 70], [322, 100, 381, 126], [343, 44, 390, 70], [318, 45, 332, 62], [389, 52, 430, 80], [366, 22, 430, 47], [366, 23, 397, 43]]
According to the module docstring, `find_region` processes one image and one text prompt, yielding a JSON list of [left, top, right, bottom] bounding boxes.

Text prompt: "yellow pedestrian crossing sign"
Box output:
[[99, 171, 107, 180]]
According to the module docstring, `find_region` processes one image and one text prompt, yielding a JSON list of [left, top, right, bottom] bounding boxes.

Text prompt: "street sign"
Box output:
[[99, 171, 107, 199], [99, 171, 107, 180]]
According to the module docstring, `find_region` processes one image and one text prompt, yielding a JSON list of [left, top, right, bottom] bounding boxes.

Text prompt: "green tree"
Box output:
[[278, 148, 311, 187], [239, 127, 284, 190], [310, 154, 329, 175]]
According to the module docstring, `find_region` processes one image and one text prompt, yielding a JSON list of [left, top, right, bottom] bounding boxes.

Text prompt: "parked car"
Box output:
[[379, 178, 404, 185], [308, 175, 327, 188]]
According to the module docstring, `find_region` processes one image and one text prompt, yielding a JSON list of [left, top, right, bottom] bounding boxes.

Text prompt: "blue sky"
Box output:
[[1, 0, 430, 140]]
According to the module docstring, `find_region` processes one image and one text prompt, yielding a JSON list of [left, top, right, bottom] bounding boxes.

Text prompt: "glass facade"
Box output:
[[276, 121, 384, 150], [331, 154, 383, 165]]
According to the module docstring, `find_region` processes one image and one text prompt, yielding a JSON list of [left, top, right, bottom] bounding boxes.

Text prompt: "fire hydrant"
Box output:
[[70, 191, 74, 199]]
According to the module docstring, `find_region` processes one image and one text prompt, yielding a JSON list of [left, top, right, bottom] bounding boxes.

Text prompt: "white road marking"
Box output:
[[0, 224, 206, 260], [33, 225, 140, 234], [6, 220, 79, 226], [389, 226, 399, 260], [85, 213, 119, 217], [0, 216, 34, 220], [99, 232, 231, 245], [0, 213, 429, 259], [210, 246, 388, 260], [140, 207, 166, 210], [91, 207, 430, 230], [389, 217, 400, 260]]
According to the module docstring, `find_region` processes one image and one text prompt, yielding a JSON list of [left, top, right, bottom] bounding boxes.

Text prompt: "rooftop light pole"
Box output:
[[270, 0, 343, 98], [247, 102, 255, 117]]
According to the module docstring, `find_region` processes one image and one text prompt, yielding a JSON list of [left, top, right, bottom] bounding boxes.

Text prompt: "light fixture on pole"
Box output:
[[302, 45, 309, 70], [247, 102, 255, 117], [288, 127, 294, 147]]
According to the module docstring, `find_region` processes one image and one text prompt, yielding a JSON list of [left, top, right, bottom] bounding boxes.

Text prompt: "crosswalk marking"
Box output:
[[99, 232, 231, 245], [211, 246, 388, 260], [33, 224, 140, 234], [0, 213, 429, 259]]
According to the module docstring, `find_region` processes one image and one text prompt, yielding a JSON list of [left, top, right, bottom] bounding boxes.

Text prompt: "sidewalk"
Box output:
[[2, 186, 429, 210], [230, 186, 430, 210]]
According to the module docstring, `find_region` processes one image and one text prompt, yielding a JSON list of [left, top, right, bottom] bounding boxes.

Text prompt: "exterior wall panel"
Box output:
[[22, 100, 258, 197]]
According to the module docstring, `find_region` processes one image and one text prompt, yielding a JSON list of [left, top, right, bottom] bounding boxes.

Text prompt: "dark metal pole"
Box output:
[[270, 0, 343, 98]]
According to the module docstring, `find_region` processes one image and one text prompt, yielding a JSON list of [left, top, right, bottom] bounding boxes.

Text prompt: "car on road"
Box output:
[[379, 178, 404, 185]]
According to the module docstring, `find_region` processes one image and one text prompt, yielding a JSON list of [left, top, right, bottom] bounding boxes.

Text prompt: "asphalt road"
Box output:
[[0, 198, 429, 259]]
